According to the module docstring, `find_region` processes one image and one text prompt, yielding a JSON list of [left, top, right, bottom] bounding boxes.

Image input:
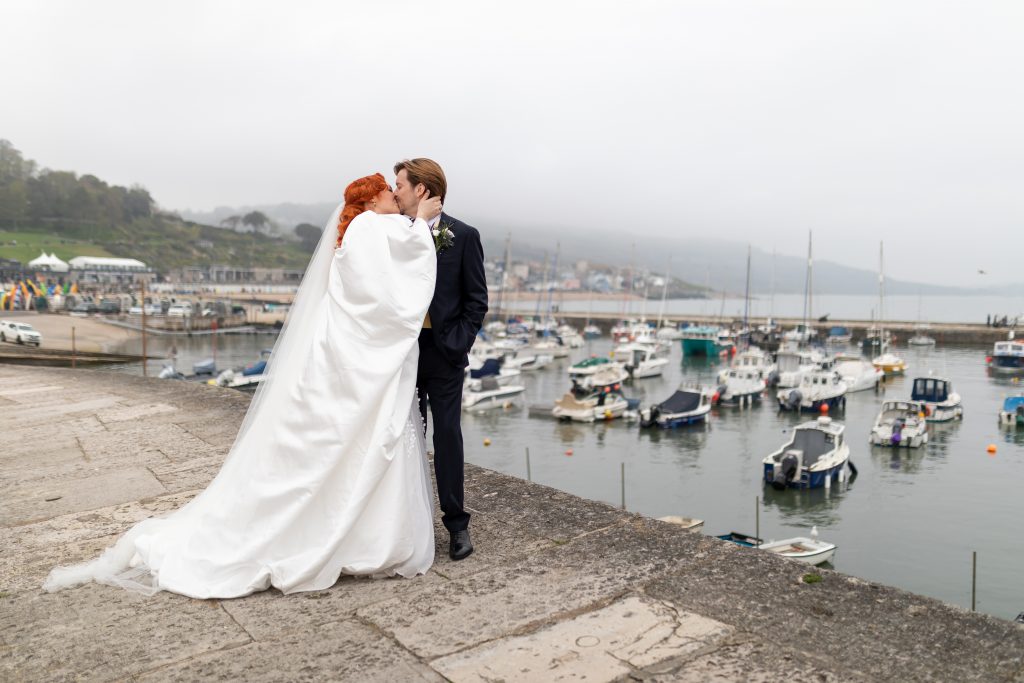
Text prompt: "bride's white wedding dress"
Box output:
[[44, 208, 438, 599]]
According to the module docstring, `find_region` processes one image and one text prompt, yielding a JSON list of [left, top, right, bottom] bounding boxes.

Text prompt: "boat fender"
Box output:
[[767, 371, 780, 387], [847, 459, 859, 480]]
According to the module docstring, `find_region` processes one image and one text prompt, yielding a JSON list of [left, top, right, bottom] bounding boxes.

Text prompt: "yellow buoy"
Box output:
[[483, 438, 492, 447]]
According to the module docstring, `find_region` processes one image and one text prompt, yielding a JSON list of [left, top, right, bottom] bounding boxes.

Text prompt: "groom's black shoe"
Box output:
[[449, 529, 473, 561]]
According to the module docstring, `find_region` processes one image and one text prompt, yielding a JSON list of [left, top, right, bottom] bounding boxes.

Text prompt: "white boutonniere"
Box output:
[[433, 220, 455, 254]]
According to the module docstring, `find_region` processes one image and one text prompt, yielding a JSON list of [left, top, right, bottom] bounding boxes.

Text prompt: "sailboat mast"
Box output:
[[545, 243, 560, 328], [808, 231, 813, 324], [769, 248, 776, 322], [534, 251, 549, 323], [494, 232, 511, 322], [879, 241, 885, 339], [657, 256, 671, 329], [801, 232, 811, 332], [743, 245, 751, 331], [625, 243, 635, 318]]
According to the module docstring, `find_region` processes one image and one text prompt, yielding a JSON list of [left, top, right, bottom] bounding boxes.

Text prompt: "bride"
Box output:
[[45, 173, 442, 599]]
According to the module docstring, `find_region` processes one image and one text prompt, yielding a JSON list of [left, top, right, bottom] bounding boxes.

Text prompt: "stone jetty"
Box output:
[[2, 365, 1023, 682]]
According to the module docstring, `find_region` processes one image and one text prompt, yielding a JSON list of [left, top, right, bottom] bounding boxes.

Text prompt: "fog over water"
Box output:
[[2, 1, 1023, 286]]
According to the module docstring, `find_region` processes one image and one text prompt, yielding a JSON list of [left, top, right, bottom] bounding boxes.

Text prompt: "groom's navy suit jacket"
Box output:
[[424, 213, 488, 368]]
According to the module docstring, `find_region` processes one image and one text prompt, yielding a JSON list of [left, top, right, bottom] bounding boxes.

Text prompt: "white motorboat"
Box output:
[[833, 354, 883, 393], [718, 346, 775, 383], [556, 325, 585, 348], [910, 376, 962, 422], [553, 366, 635, 422], [716, 367, 766, 407], [583, 324, 602, 339], [826, 326, 853, 345], [773, 348, 818, 388], [998, 395, 1024, 427], [577, 363, 629, 390], [463, 377, 526, 411], [656, 323, 684, 340], [869, 400, 929, 448], [763, 416, 851, 489], [616, 343, 669, 379], [568, 356, 614, 377], [530, 338, 570, 358], [777, 369, 847, 413], [908, 325, 936, 346], [465, 358, 522, 391], [552, 391, 631, 422], [504, 352, 553, 372], [783, 324, 817, 344], [639, 385, 714, 428]]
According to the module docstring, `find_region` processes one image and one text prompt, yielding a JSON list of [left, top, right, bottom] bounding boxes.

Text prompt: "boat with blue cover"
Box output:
[[640, 385, 713, 428], [989, 337, 1024, 376]]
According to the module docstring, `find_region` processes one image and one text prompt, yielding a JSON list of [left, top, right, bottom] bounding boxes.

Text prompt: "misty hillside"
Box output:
[[174, 201, 1010, 296]]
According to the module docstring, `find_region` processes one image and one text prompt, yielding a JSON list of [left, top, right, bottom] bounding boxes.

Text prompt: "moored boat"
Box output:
[[463, 377, 526, 411], [763, 415, 851, 489], [999, 395, 1024, 427], [872, 352, 907, 376], [716, 367, 766, 407], [680, 326, 726, 357], [869, 399, 929, 447], [640, 385, 713, 428], [717, 528, 836, 565], [617, 342, 669, 379], [833, 354, 883, 393], [989, 336, 1024, 376], [776, 369, 847, 413], [910, 376, 962, 422]]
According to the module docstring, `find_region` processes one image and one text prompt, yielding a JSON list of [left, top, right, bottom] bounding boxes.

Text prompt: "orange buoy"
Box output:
[[565, 448, 574, 456], [987, 444, 997, 455], [820, 403, 830, 414]]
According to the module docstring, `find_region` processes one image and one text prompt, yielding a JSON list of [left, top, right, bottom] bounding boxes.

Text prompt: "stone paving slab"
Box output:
[[0, 584, 250, 682], [3, 365, 1024, 683], [431, 596, 733, 681], [0, 466, 167, 527]]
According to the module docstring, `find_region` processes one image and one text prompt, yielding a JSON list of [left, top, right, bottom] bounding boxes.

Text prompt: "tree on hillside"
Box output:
[[294, 222, 321, 251], [242, 211, 272, 235], [220, 215, 242, 231]]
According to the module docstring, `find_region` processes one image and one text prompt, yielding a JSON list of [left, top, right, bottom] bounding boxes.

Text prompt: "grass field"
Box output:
[[0, 230, 114, 264]]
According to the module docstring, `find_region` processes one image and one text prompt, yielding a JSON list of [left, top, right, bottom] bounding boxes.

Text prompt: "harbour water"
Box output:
[[107, 332, 1024, 621]]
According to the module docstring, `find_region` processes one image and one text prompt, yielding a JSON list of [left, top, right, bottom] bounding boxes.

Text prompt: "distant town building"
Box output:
[[69, 256, 154, 285], [169, 264, 303, 284]]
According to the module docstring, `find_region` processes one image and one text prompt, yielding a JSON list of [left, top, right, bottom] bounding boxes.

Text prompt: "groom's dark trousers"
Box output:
[[416, 212, 488, 535]]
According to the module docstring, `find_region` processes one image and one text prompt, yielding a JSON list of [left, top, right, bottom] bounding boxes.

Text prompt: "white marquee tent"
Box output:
[[27, 252, 69, 273]]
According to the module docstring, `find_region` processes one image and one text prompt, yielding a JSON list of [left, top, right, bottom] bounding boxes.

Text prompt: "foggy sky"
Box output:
[[2, 1, 1022, 286]]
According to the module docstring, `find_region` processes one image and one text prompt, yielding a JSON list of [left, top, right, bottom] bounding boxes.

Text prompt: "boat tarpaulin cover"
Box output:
[[658, 390, 701, 414]]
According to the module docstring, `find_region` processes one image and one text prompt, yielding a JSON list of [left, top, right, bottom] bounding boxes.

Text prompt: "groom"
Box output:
[[394, 158, 488, 561]]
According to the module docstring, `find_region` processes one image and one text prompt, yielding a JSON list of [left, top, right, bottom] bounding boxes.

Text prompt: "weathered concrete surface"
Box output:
[[1, 365, 1023, 682]]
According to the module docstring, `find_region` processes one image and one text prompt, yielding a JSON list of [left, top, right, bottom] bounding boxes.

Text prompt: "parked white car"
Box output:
[[129, 303, 162, 316], [167, 303, 193, 317], [0, 320, 42, 346]]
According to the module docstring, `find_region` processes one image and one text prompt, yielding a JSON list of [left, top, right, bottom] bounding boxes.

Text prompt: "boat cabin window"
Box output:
[[790, 428, 834, 462], [912, 378, 949, 402]]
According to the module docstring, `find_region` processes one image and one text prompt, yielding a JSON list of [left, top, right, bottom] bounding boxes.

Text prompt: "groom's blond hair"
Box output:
[[394, 158, 447, 203]]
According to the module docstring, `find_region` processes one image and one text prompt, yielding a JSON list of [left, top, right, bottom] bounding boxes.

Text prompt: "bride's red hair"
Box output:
[[337, 173, 390, 246]]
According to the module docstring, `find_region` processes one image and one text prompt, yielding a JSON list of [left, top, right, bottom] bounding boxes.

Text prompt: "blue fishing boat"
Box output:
[[989, 337, 1024, 376]]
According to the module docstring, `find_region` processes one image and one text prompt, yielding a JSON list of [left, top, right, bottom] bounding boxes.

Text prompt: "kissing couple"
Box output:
[[46, 158, 489, 598]]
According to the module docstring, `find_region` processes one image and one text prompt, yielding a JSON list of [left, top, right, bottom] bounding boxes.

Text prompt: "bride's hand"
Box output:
[[417, 196, 442, 222]]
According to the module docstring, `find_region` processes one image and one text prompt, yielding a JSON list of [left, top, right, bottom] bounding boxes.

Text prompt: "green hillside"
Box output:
[[0, 140, 314, 273]]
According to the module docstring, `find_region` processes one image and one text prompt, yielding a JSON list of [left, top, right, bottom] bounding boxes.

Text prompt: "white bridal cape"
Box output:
[[45, 208, 438, 598]]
